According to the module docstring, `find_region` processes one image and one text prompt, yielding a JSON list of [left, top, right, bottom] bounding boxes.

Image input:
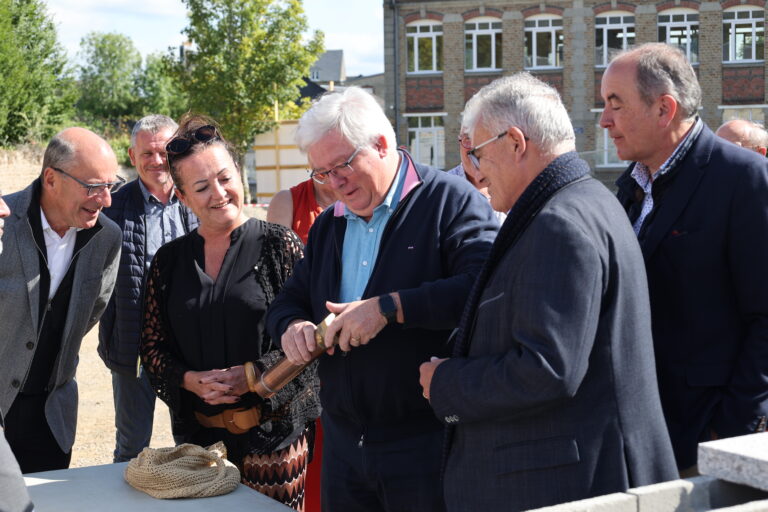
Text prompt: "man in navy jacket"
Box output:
[[602, 43, 768, 472], [266, 87, 498, 511]]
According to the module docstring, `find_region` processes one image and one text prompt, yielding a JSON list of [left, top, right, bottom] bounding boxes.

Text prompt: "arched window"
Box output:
[[465, 17, 502, 71], [525, 14, 564, 69], [406, 20, 443, 73], [722, 6, 764, 62], [595, 11, 635, 67], [658, 8, 699, 64]]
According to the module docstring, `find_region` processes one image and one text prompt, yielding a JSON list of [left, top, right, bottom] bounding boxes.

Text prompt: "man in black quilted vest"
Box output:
[[98, 114, 198, 462]]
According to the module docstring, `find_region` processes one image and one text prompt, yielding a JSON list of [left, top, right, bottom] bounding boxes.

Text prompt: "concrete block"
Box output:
[[699, 433, 768, 493], [628, 479, 697, 511], [713, 499, 768, 511], [527, 492, 637, 512]]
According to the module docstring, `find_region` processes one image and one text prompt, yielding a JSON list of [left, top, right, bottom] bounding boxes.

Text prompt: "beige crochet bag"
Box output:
[[124, 442, 241, 499]]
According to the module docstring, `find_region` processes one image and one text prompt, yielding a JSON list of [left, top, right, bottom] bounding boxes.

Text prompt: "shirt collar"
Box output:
[[138, 178, 178, 206]]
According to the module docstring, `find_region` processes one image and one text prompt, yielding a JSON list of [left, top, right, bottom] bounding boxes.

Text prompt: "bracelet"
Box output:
[[244, 361, 259, 394]]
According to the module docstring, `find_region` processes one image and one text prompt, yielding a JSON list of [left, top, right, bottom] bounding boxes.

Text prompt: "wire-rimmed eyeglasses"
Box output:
[[467, 131, 508, 168], [51, 167, 126, 197], [309, 147, 361, 184]]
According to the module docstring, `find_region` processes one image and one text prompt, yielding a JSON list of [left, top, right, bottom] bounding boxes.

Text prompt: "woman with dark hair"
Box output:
[[139, 114, 319, 511]]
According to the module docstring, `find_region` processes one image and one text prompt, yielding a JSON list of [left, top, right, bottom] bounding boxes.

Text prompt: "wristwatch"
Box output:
[[378, 294, 398, 324]]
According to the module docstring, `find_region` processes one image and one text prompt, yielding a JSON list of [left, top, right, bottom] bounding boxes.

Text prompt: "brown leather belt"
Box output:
[[194, 407, 262, 435]]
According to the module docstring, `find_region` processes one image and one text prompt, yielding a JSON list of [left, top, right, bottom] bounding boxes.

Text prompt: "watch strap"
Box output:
[[378, 294, 397, 324]]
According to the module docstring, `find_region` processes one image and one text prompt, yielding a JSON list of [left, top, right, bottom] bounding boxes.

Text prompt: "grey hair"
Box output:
[[41, 134, 77, 175], [131, 114, 179, 147], [461, 72, 575, 153], [612, 43, 701, 121], [295, 86, 396, 153]]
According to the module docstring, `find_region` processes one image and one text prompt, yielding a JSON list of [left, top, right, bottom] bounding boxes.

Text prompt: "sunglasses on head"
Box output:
[[166, 125, 220, 157]]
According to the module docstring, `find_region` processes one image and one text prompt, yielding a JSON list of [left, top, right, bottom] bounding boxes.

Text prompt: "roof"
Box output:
[[310, 50, 346, 83]]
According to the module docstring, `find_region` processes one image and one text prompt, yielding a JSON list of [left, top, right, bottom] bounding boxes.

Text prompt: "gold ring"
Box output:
[[351, 337, 360, 344]]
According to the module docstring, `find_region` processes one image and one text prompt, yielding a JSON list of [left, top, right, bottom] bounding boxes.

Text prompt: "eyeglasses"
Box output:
[[467, 131, 508, 168], [165, 125, 220, 160], [458, 134, 472, 150], [309, 147, 361, 184], [51, 167, 125, 196]]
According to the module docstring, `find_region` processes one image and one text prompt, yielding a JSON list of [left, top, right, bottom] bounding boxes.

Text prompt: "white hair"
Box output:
[[295, 87, 396, 153], [462, 73, 575, 153]]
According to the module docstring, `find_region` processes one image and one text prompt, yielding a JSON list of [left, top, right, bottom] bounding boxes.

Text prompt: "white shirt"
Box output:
[[40, 207, 79, 299]]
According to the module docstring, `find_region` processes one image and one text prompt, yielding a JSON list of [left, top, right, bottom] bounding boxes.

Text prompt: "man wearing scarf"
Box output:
[[419, 73, 677, 511]]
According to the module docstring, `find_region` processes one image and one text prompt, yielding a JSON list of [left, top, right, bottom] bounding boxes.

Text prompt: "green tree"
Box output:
[[76, 32, 142, 121], [0, 0, 76, 145], [176, 0, 324, 202], [136, 52, 187, 119]]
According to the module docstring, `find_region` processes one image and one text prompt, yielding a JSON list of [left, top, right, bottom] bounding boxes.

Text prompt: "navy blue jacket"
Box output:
[[98, 179, 198, 375], [616, 125, 768, 468], [266, 152, 498, 441]]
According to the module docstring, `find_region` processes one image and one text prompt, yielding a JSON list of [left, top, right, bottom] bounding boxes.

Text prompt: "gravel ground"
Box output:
[[70, 327, 174, 468]]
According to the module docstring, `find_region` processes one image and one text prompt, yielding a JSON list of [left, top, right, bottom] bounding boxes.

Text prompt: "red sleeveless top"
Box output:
[[289, 178, 324, 245]]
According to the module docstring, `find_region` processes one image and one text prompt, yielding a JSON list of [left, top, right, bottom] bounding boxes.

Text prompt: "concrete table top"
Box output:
[[699, 432, 768, 493], [24, 462, 292, 511]]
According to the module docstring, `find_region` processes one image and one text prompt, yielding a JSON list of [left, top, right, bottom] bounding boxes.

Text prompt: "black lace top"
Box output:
[[140, 218, 320, 454]]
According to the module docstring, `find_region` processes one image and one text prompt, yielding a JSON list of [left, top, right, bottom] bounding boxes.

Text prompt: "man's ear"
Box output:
[[759, 147, 767, 157], [41, 167, 56, 190], [128, 147, 137, 167], [374, 134, 389, 158], [658, 94, 679, 127], [508, 126, 527, 156]]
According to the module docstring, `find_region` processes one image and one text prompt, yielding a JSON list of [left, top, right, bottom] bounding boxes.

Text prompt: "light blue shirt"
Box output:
[[339, 155, 407, 303], [138, 179, 185, 271]]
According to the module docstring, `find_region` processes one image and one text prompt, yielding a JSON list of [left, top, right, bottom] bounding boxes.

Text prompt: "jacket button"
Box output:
[[11, 379, 20, 388], [26, 341, 34, 350]]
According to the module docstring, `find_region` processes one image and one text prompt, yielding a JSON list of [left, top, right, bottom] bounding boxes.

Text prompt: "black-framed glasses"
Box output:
[[51, 167, 125, 197], [309, 147, 361, 184], [166, 125, 220, 158], [467, 131, 508, 168]]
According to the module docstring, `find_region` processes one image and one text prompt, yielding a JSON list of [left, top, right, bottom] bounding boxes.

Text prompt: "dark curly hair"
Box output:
[[167, 112, 241, 191]]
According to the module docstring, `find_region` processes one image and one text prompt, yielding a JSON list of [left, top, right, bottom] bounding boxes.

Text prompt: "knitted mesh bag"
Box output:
[[124, 442, 241, 499]]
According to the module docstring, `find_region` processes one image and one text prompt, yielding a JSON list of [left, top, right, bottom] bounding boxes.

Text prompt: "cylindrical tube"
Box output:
[[253, 313, 337, 398]]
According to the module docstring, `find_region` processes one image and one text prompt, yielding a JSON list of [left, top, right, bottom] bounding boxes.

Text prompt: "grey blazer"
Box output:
[[0, 182, 120, 452], [431, 177, 677, 511]]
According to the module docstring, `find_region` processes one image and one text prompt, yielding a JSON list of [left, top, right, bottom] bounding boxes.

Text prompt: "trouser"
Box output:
[[112, 369, 185, 462], [4, 393, 71, 474], [320, 412, 446, 512]]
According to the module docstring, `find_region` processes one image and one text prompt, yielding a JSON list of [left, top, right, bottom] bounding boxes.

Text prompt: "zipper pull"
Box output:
[[358, 434, 364, 448]]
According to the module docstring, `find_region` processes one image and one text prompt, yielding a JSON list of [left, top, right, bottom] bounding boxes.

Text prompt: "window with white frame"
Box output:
[[406, 114, 446, 168], [406, 21, 443, 73], [589, 109, 627, 167], [465, 17, 503, 71], [524, 15, 564, 69], [722, 7, 764, 62], [658, 9, 699, 64], [595, 12, 635, 67]]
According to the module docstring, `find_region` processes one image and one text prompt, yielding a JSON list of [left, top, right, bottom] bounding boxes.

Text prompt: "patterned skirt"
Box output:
[[242, 426, 311, 511]]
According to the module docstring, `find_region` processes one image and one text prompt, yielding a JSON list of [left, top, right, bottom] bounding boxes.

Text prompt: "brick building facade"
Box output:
[[383, 0, 767, 176]]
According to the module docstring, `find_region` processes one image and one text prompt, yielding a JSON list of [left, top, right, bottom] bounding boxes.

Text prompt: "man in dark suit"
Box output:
[[601, 43, 768, 474], [419, 73, 676, 512]]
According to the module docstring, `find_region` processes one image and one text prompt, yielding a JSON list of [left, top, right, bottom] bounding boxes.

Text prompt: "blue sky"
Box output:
[[45, 0, 385, 76]]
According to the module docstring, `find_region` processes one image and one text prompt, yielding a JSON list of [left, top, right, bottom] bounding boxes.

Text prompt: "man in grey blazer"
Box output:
[[0, 127, 122, 473], [0, 190, 34, 510], [419, 73, 677, 511]]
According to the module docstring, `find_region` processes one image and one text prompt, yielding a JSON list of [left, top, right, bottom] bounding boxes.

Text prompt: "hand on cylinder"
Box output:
[[325, 298, 388, 353], [281, 319, 319, 365]]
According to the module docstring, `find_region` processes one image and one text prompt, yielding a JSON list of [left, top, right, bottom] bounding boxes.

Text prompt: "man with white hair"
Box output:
[[419, 73, 676, 511], [716, 119, 768, 156], [266, 87, 497, 511]]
